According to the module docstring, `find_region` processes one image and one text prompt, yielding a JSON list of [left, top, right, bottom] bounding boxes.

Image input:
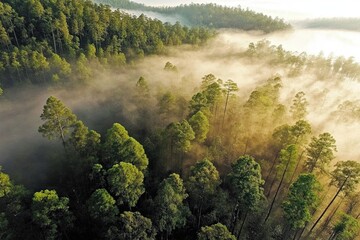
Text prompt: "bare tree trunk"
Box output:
[[237, 211, 248, 240], [264, 148, 294, 222], [290, 150, 304, 184], [264, 152, 279, 185], [222, 92, 230, 128], [231, 203, 240, 234], [266, 171, 278, 197], [306, 177, 348, 237], [51, 24, 57, 54], [243, 135, 250, 155]]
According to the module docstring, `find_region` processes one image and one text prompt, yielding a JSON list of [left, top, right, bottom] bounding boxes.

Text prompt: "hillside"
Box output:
[[0, 0, 214, 89], [298, 18, 360, 32], [94, 0, 292, 33]]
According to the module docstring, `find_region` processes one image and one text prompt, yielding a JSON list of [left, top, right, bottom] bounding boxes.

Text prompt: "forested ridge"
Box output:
[[2, 0, 360, 240], [93, 0, 291, 33], [298, 18, 360, 32], [0, 0, 214, 90]]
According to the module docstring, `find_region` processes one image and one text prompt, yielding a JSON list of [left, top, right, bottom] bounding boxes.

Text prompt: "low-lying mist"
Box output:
[[1, 29, 360, 188]]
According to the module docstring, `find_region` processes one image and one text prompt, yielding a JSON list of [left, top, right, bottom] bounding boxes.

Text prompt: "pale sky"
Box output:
[[138, 0, 360, 20]]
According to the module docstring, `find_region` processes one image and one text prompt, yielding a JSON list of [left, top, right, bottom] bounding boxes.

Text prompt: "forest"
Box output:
[[1, 0, 360, 240], [0, 0, 214, 88], [298, 18, 360, 32], [93, 0, 291, 33]]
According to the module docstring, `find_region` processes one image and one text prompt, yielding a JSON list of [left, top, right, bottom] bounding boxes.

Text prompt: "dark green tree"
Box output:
[[329, 213, 360, 240], [187, 159, 221, 228], [103, 123, 130, 166], [222, 79, 238, 126], [227, 155, 264, 236], [38, 96, 77, 147], [107, 162, 145, 208], [154, 173, 190, 239], [118, 211, 156, 240], [282, 174, 321, 234], [0, 167, 12, 198], [86, 188, 118, 224], [305, 132, 337, 173], [189, 110, 210, 143], [31, 190, 74, 240], [290, 91, 308, 120], [197, 223, 236, 240]]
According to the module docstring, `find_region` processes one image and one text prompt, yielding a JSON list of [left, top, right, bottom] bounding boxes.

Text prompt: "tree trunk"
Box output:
[[264, 152, 279, 185], [297, 223, 307, 240], [237, 211, 248, 240], [306, 177, 348, 237], [222, 92, 230, 128], [266, 171, 278, 197], [308, 147, 324, 173], [323, 198, 344, 230], [290, 150, 304, 184], [9, 19, 19, 47], [197, 202, 203, 229], [264, 148, 294, 222], [292, 228, 300, 240], [51, 24, 57, 54], [243, 135, 250, 155], [231, 203, 240, 234]]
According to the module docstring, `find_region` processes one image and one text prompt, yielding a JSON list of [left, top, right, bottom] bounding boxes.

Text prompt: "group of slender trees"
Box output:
[[2, 68, 360, 239]]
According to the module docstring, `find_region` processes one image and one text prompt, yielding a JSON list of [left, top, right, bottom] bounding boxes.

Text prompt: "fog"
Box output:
[[1, 27, 360, 188], [134, 0, 360, 20]]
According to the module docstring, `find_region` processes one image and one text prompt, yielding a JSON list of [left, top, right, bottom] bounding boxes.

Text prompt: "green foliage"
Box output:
[[189, 92, 209, 117], [282, 174, 321, 229], [136, 76, 150, 98], [38, 96, 77, 144], [228, 155, 264, 211], [118, 211, 156, 240], [330, 161, 360, 196], [0, 0, 214, 88], [164, 61, 178, 72], [158, 92, 176, 120], [97, 1, 291, 33], [86, 188, 118, 224], [187, 159, 221, 199], [165, 120, 195, 154], [189, 111, 210, 143], [120, 137, 149, 172], [197, 223, 236, 240], [154, 173, 190, 235], [107, 162, 145, 208], [0, 167, 12, 198], [290, 91, 308, 120], [103, 123, 148, 171], [305, 132, 337, 173], [31, 190, 74, 240], [0, 212, 8, 238], [276, 145, 298, 182], [331, 213, 360, 240], [243, 75, 282, 125]]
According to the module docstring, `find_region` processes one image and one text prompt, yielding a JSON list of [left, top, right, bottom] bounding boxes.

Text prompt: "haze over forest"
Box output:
[[1, 0, 360, 240]]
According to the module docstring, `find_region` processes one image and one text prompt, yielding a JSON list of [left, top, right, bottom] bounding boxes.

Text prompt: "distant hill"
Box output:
[[94, 0, 292, 33], [298, 18, 360, 32]]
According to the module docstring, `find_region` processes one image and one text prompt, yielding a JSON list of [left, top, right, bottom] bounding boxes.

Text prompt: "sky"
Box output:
[[137, 0, 360, 20]]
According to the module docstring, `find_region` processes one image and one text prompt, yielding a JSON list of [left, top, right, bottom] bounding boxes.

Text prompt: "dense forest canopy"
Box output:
[[0, 0, 215, 88], [93, 0, 292, 33], [1, 0, 360, 240]]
